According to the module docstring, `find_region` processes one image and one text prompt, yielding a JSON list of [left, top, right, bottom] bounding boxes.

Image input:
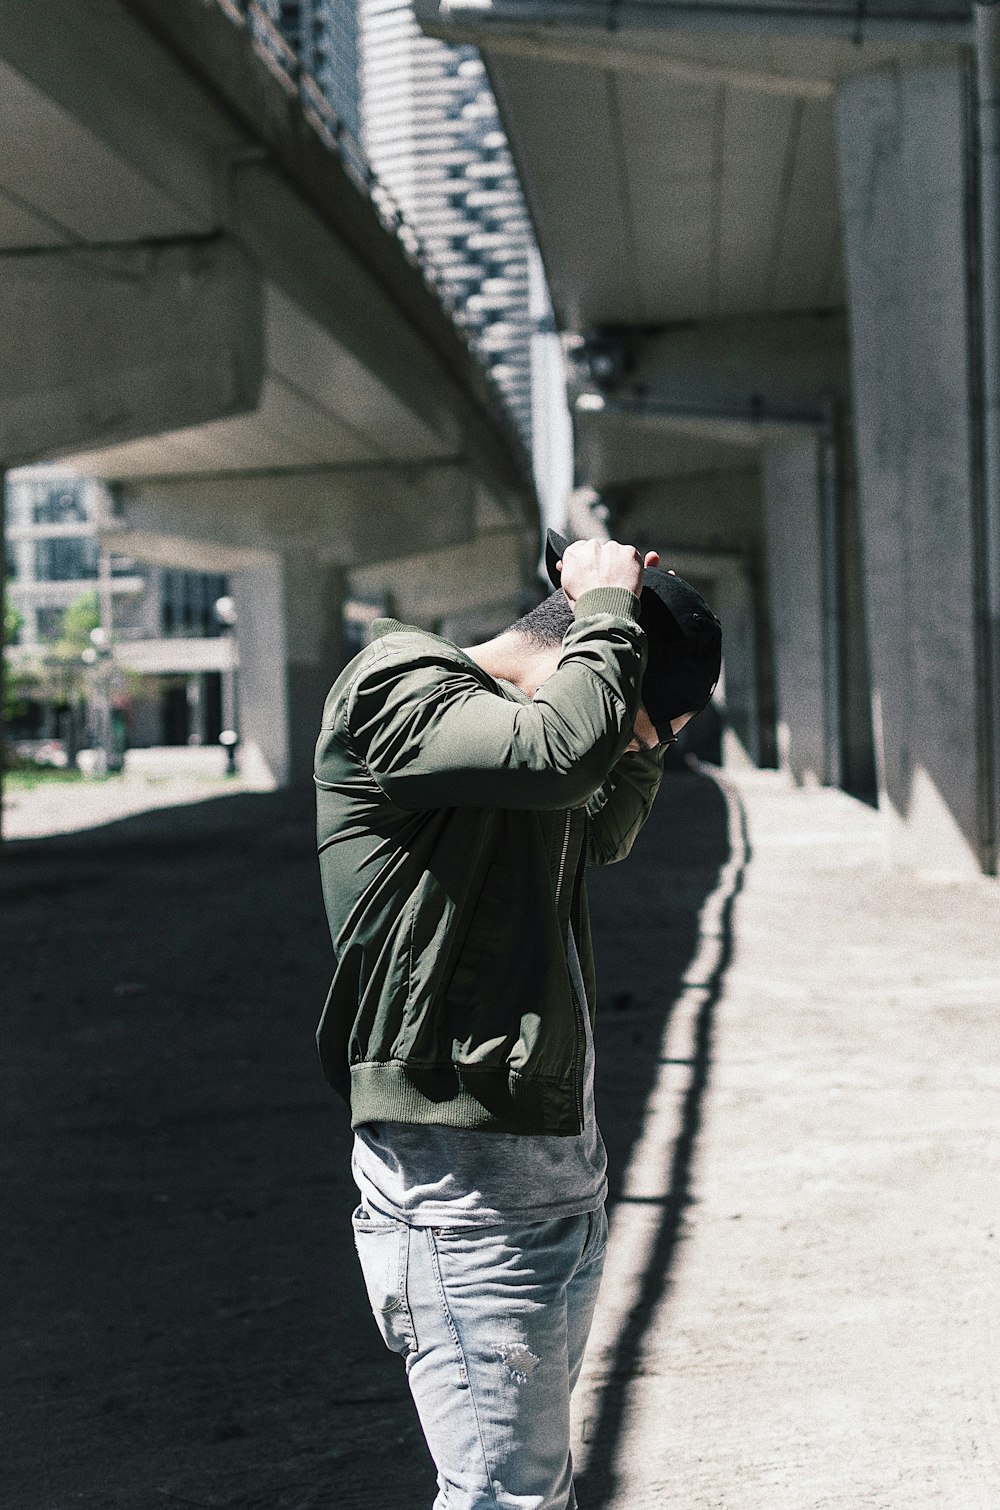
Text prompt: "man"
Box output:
[[314, 532, 722, 1509]]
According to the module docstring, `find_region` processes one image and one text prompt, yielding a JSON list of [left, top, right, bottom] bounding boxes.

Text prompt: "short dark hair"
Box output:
[[509, 589, 574, 649]]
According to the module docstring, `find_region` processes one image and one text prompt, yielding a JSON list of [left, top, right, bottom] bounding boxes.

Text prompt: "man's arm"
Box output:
[[585, 745, 665, 865], [341, 588, 645, 812]]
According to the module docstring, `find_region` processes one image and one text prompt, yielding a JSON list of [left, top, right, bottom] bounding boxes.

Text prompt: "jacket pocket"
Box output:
[[351, 1205, 417, 1355]]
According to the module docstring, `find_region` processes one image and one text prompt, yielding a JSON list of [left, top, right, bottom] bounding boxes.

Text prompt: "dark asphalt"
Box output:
[[1, 771, 727, 1510]]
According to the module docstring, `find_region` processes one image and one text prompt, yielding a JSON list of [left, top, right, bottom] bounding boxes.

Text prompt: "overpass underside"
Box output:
[[0, 0, 537, 790], [420, 0, 1000, 877]]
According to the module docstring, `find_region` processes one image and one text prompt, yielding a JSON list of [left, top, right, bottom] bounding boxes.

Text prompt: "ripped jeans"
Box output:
[[351, 1204, 608, 1510]]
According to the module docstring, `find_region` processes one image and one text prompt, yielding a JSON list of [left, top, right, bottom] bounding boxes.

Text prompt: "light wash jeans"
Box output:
[[351, 1202, 608, 1510]]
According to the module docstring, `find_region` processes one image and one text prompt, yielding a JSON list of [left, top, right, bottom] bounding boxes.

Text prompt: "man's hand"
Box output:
[[555, 538, 660, 606]]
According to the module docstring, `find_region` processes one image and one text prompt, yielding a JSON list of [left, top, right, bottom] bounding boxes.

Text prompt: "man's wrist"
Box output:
[[572, 587, 641, 623]]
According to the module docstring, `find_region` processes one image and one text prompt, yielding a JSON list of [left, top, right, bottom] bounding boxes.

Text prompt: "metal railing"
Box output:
[[212, 0, 464, 322]]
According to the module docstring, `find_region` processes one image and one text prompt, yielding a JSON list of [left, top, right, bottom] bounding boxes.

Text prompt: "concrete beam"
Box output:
[[576, 393, 821, 450], [0, 235, 263, 466], [626, 313, 849, 411], [618, 466, 763, 557], [417, 0, 972, 48], [575, 414, 755, 492], [120, 0, 534, 521], [573, 313, 849, 417], [0, 0, 534, 519], [101, 462, 480, 571], [96, 530, 271, 576], [347, 530, 531, 628], [571, 314, 850, 485]]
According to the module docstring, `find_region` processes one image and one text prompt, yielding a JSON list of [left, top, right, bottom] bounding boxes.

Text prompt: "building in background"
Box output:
[[254, 0, 362, 141], [5, 472, 143, 650], [358, 0, 535, 445], [4, 469, 232, 756], [1, 7, 570, 774], [256, 0, 571, 519]]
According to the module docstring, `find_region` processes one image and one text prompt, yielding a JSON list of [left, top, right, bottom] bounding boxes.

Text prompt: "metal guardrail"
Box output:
[[212, 0, 463, 322]]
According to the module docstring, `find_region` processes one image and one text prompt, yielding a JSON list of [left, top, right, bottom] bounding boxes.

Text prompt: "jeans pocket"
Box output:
[[351, 1205, 417, 1355]]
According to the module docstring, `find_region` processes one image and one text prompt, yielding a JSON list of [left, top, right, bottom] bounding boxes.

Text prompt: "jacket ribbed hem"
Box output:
[[572, 586, 641, 624], [348, 1060, 582, 1137]]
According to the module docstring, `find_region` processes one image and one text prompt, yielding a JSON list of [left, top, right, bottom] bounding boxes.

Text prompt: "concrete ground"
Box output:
[[1, 748, 267, 842], [2, 767, 999, 1508]]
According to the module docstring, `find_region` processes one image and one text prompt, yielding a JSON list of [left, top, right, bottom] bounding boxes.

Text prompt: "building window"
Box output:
[[31, 484, 89, 526], [34, 536, 100, 582], [160, 571, 229, 636]]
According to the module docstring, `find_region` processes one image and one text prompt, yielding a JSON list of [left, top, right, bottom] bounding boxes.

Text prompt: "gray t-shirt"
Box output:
[[351, 927, 608, 1226]]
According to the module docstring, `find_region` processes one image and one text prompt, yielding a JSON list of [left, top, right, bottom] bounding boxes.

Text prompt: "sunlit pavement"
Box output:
[[577, 767, 1000, 1510], [1, 747, 264, 840]]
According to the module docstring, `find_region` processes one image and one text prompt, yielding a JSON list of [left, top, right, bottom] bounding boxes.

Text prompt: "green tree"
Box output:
[[3, 584, 21, 649], [3, 589, 104, 770], [55, 589, 100, 657], [2, 581, 24, 726]]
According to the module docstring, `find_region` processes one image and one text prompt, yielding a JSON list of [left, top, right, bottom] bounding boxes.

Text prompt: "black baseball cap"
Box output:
[[545, 529, 722, 741]]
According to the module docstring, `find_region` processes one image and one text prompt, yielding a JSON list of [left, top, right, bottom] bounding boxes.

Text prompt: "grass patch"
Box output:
[[4, 767, 93, 791]]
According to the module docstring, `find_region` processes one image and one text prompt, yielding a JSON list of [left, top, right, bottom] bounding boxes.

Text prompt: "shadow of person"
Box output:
[[576, 766, 743, 1507], [2, 789, 428, 1510], [1, 767, 739, 1510]]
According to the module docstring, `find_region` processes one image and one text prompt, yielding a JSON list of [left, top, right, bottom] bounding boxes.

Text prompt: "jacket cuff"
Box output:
[[572, 586, 641, 624], [621, 744, 667, 771]]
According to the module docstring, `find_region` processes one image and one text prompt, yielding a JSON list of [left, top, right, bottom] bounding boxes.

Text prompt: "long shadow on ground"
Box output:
[[578, 771, 744, 1507], [1, 770, 731, 1510], [1, 791, 425, 1510]]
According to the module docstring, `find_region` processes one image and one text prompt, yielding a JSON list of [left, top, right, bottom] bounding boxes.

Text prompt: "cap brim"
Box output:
[[544, 529, 570, 590]]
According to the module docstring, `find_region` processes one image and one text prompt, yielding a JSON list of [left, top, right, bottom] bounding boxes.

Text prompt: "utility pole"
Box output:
[[86, 546, 117, 776]]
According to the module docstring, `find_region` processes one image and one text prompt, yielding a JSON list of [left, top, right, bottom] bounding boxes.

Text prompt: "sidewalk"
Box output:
[[578, 768, 1000, 1509], [1, 747, 265, 841], [2, 768, 999, 1508]]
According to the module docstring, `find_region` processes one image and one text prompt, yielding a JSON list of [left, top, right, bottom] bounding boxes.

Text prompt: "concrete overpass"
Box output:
[[419, 0, 1000, 878], [0, 0, 537, 788]]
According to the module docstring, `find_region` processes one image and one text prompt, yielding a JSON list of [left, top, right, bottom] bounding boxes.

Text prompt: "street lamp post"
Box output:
[[82, 625, 115, 776], [214, 594, 239, 776]]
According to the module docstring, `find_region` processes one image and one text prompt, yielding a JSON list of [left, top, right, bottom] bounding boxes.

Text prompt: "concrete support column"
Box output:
[[347, 531, 530, 631], [710, 561, 759, 767], [230, 559, 289, 789], [762, 438, 828, 785], [837, 417, 878, 803], [282, 551, 346, 787], [837, 65, 984, 875], [974, 0, 1000, 874], [185, 676, 205, 747], [205, 553, 345, 791]]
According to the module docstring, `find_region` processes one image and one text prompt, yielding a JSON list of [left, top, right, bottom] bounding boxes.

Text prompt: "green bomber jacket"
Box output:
[[313, 585, 664, 1136]]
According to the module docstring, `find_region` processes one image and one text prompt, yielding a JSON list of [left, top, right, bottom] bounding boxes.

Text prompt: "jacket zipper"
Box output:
[[554, 811, 572, 908], [554, 811, 585, 1131]]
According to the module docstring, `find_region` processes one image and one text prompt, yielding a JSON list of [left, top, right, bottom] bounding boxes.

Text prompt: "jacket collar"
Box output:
[[368, 619, 528, 703]]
